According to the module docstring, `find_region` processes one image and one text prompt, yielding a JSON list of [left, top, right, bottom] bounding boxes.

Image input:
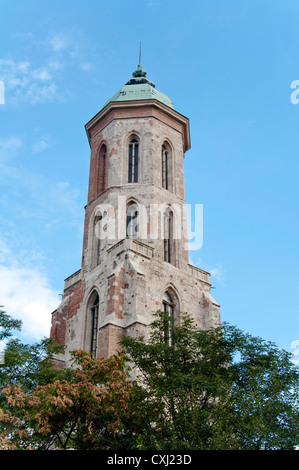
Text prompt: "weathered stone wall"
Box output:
[[50, 99, 220, 366]]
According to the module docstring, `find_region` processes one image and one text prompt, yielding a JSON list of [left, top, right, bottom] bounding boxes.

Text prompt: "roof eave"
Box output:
[[85, 99, 191, 153]]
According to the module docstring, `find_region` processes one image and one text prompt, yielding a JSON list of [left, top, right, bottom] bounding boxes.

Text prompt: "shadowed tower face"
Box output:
[[50, 64, 220, 366]]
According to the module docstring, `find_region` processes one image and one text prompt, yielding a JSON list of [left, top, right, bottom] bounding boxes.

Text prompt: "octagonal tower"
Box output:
[[50, 64, 220, 366]]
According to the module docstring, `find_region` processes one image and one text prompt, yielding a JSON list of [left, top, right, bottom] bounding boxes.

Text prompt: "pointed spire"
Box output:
[[125, 47, 155, 88], [138, 42, 142, 68], [103, 47, 175, 110]]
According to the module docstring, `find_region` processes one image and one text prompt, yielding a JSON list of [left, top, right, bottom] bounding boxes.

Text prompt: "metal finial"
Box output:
[[138, 42, 142, 67]]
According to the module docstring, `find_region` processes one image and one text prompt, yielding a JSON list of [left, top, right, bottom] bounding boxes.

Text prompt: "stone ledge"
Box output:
[[98, 315, 148, 330], [187, 264, 210, 284], [64, 269, 82, 290], [107, 238, 154, 259]]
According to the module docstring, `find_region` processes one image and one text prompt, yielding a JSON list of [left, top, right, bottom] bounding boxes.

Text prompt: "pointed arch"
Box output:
[[162, 286, 180, 345], [85, 289, 100, 357], [161, 140, 173, 191], [128, 134, 139, 183], [126, 199, 139, 239], [88, 207, 103, 269], [97, 143, 108, 195], [163, 207, 176, 265], [93, 212, 102, 268]]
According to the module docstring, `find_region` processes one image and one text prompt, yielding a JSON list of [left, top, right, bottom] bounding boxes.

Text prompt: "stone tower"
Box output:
[[50, 64, 220, 367]]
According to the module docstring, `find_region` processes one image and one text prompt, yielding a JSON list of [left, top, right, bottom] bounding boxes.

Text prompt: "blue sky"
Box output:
[[0, 0, 298, 361]]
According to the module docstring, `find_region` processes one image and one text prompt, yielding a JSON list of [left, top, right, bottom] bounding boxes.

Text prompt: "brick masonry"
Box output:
[[50, 98, 220, 366]]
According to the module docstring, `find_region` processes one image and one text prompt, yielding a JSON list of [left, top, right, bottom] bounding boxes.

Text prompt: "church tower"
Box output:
[[50, 63, 220, 366]]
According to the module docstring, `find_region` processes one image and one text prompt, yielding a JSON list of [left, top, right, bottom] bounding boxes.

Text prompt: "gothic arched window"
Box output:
[[98, 144, 107, 194], [126, 203, 139, 239], [163, 209, 175, 265], [93, 213, 102, 268], [86, 291, 99, 358], [162, 290, 177, 346], [128, 136, 139, 183], [162, 142, 170, 190]]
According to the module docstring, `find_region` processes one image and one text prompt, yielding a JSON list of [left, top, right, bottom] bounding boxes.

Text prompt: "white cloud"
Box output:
[[210, 263, 226, 284], [32, 137, 52, 153], [49, 33, 70, 52], [0, 58, 61, 105], [189, 255, 226, 286], [0, 135, 23, 162], [0, 29, 94, 106], [31, 67, 52, 81], [0, 239, 59, 342], [48, 181, 81, 215], [48, 30, 87, 61], [79, 62, 93, 72], [147, 1, 160, 8], [0, 133, 81, 218]]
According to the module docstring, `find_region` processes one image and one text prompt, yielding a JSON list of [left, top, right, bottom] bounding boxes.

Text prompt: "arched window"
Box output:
[[93, 213, 102, 268], [128, 136, 139, 183], [162, 144, 168, 190], [98, 144, 107, 195], [164, 209, 174, 264], [162, 142, 172, 191], [162, 291, 176, 346], [85, 291, 99, 358], [126, 203, 139, 238]]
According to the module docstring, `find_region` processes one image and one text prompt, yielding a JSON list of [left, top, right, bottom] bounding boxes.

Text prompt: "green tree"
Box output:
[[0, 306, 22, 342], [224, 322, 299, 449], [0, 307, 65, 402], [0, 350, 154, 450], [121, 311, 299, 450], [1, 306, 298, 450], [0, 307, 154, 450]]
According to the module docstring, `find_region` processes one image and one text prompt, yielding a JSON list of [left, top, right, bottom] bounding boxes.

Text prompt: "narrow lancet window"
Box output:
[[86, 292, 99, 358], [90, 294, 99, 357], [162, 142, 172, 191], [126, 204, 139, 238], [162, 291, 175, 346], [93, 214, 102, 268], [164, 209, 174, 264], [98, 144, 107, 194], [128, 137, 139, 183], [162, 144, 169, 190]]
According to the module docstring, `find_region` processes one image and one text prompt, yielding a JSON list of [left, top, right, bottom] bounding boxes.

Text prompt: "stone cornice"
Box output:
[[85, 99, 191, 152]]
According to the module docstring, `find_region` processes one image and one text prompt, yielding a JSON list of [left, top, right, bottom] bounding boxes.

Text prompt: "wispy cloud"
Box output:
[[0, 133, 82, 231], [79, 62, 93, 72], [0, 238, 59, 341], [0, 138, 81, 341], [210, 263, 226, 284], [189, 254, 227, 286], [32, 136, 53, 154], [0, 29, 93, 106], [147, 1, 160, 9], [0, 58, 60, 105], [0, 135, 23, 162], [49, 32, 71, 53]]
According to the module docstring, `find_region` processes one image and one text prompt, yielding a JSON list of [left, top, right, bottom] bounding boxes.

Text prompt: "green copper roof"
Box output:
[[103, 64, 175, 110]]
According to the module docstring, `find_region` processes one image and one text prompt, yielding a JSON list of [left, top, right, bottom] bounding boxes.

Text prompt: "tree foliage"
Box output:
[[0, 349, 155, 450], [121, 311, 299, 450], [0, 307, 154, 450], [0, 307, 298, 450], [0, 306, 65, 406]]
